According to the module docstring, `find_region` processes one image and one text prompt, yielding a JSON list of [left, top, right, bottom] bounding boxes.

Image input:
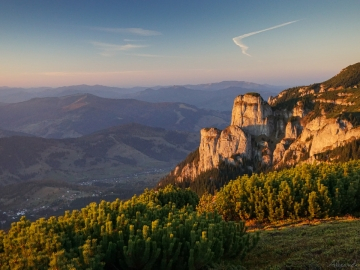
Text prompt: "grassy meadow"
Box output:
[[218, 217, 360, 269]]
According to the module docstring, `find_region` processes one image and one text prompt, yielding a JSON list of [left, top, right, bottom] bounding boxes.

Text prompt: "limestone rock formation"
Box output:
[[303, 117, 356, 157], [198, 126, 251, 172], [159, 62, 360, 187], [292, 101, 305, 118], [272, 138, 294, 165], [285, 121, 302, 139], [173, 160, 200, 182], [196, 94, 275, 174], [168, 93, 274, 182], [274, 117, 360, 168], [231, 94, 274, 136]]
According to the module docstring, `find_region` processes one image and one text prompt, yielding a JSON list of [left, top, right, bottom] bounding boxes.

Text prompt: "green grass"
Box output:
[[221, 218, 360, 270]]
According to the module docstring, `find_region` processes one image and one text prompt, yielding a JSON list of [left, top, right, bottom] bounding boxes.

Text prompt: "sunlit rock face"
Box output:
[[292, 101, 305, 118], [274, 116, 360, 168], [303, 117, 357, 157], [171, 90, 360, 180], [285, 121, 302, 139], [198, 125, 251, 172], [164, 63, 360, 183], [171, 94, 279, 182], [231, 94, 274, 137], [197, 93, 276, 173]]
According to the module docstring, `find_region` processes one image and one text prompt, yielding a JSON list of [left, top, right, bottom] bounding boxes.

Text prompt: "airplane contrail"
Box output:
[[233, 20, 299, 56]]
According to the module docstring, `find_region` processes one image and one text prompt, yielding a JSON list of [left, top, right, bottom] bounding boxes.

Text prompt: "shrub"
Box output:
[[0, 186, 257, 269], [198, 160, 360, 222]]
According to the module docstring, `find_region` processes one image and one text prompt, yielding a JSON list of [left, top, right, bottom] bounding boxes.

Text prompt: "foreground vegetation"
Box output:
[[0, 186, 258, 270], [2, 159, 360, 269], [197, 160, 360, 222]]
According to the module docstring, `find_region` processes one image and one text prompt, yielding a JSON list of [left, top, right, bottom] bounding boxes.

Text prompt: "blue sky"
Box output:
[[0, 0, 359, 87]]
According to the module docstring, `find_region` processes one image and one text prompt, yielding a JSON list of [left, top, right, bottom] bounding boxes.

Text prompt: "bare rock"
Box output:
[[231, 94, 274, 136], [285, 121, 302, 139], [275, 116, 360, 167], [199, 125, 251, 171], [273, 139, 294, 165], [292, 101, 305, 118]]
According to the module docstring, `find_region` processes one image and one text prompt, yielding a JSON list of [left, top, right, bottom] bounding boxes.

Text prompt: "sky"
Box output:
[[0, 0, 359, 88]]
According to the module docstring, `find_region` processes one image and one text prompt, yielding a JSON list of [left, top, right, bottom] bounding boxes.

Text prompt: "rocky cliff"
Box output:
[[163, 93, 275, 183], [231, 93, 274, 136], [159, 62, 360, 188], [273, 116, 360, 168], [198, 126, 251, 171], [270, 62, 360, 168]]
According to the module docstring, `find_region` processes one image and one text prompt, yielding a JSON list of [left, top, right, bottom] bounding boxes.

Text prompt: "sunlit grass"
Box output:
[[221, 217, 360, 269]]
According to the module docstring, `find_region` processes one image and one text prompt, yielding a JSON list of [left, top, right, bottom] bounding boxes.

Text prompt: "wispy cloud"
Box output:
[[233, 20, 299, 56], [90, 41, 148, 56], [93, 27, 162, 36]]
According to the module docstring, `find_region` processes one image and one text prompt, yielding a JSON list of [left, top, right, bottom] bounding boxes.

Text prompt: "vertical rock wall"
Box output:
[[170, 93, 279, 182], [231, 94, 274, 136], [198, 126, 251, 171]]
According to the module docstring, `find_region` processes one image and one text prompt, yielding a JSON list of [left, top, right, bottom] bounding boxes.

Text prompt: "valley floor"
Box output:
[[226, 217, 360, 269]]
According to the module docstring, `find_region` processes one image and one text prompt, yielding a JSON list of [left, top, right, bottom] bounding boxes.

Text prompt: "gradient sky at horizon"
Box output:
[[1, 0, 359, 88]]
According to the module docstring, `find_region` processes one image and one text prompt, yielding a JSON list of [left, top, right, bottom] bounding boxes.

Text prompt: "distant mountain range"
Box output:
[[121, 85, 280, 111], [0, 123, 199, 185], [182, 81, 282, 91], [0, 94, 230, 138], [0, 81, 282, 111], [0, 85, 142, 103]]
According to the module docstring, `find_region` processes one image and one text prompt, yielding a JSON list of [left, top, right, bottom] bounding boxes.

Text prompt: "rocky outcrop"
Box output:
[[163, 63, 360, 185], [292, 101, 305, 118], [285, 121, 302, 139], [198, 126, 251, 172], [273, 139, 294, 165], [314, 98, 355, 106], [231, 94, 274, 136], [173, 161, 200, 182], [299, 87, 315, 97], [197, 94, 275, 174], [274, 116, 360, 168], [303, 117, 357, 156], [171, 125, 252, 182], [169, 93, 275, 182]]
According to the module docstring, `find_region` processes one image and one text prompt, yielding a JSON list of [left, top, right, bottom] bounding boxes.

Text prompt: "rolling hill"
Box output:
[[0, 123, 199, 186], [0, 94, 229, 138]]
